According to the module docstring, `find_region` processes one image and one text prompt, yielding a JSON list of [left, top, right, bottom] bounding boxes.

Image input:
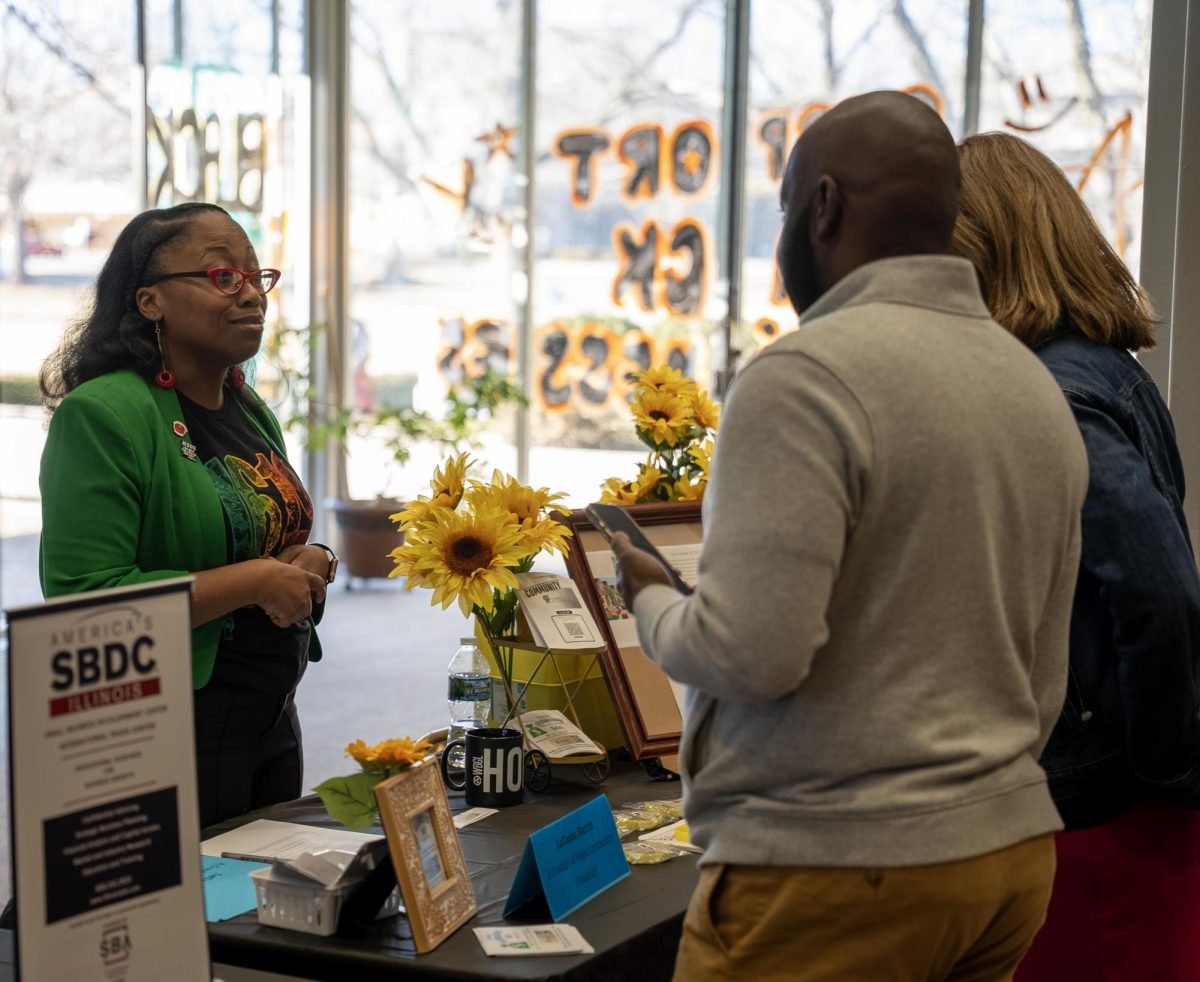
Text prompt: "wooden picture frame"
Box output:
[[563, 500, 703, 760], [374, 756, 477, 953]]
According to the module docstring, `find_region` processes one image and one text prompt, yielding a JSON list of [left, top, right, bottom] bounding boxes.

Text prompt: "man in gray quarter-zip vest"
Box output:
[[613, 90, 1088, 982]]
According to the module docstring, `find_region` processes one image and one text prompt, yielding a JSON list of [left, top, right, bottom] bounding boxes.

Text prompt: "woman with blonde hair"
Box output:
[[954, 131, 1200, 980]]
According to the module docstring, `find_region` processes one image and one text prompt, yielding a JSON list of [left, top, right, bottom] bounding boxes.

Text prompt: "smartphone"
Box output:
[[585, 502, 694, 595]]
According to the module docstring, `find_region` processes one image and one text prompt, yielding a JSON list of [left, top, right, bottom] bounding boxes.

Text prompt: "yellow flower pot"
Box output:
[[474, 621, 625, 751]]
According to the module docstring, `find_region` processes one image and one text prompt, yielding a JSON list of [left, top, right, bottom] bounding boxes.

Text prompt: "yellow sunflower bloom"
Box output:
[[598, 461, 665, 504], [400, 505, 531, 615], [372, 737, 433, 767], [520, 515, 573, 555], [346, 739, 376, 766], [632, 388, 695, 448], [688, 438, 714, 483], [346, 736, 432, 769], [672, 475, 706, 501], [428, 452, 473, 508], [390, 496, 442, 534], [633, 365, 698, 398], [689, 390, 721, 431], [467, 470, 567, 526], [387, 540, 434, 584]]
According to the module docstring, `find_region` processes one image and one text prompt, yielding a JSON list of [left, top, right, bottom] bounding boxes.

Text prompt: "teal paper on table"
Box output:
[[504, 794, 630, 922], [201, 856, 269, 922]]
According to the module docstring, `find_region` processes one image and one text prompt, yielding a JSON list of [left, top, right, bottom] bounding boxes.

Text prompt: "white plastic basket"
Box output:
[[249, 868, 402, 937]]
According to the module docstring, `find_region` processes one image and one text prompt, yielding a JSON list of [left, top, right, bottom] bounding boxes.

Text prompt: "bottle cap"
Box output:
[[460, 637, 476, 644]]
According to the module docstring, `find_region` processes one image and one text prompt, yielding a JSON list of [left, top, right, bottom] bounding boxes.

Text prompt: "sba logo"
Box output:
[[100, 920, 131, 967]]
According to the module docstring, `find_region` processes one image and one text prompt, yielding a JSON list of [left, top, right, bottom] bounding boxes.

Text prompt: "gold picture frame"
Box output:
[[373, 756, 477, 953], [563, 500, 703, 760]]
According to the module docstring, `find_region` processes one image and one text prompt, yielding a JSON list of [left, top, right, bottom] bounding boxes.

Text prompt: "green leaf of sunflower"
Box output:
[[314, 771, 380, 829]]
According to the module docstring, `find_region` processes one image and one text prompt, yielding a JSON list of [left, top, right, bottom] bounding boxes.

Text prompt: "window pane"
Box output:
[[0, 0, 136, 604], [347, 0, 522, 501], [531, 0, 727, 502], [743, 0, 966, 354], [145, 0, 310, 433], [978, 0, 1152, 273]]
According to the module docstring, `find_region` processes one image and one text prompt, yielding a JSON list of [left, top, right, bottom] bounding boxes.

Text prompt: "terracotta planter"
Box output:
[[327, 497, 405, 581]]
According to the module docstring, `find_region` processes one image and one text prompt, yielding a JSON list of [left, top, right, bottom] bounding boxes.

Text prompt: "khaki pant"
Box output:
[[673, 834, 1055, 982]]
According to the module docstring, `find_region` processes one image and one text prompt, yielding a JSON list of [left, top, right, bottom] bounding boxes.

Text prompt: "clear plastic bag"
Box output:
[[620, 799, 684, 823], [611, 808, 663, 835], [622, 841, 690, 865]]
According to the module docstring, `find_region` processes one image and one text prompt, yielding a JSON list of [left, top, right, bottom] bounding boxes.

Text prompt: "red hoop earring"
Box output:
[[229, 366, 246, 389], [154, 324, 175, 389]]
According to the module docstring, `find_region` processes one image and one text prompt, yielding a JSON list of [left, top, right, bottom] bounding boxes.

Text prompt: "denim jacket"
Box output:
[[1034, 328, 1200, 828]]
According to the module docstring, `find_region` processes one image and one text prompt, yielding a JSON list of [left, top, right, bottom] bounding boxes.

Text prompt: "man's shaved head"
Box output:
[[777, 90, 961, 313]]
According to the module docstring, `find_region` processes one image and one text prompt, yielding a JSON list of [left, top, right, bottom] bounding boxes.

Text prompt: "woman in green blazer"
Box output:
[[39, 202, 334, 827]]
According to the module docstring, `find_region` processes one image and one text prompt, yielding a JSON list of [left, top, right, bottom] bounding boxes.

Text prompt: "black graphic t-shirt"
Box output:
[[178, 390, 314, 694]]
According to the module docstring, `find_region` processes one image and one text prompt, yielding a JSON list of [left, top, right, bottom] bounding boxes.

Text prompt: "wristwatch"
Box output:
[[309, 542, 339, 584]]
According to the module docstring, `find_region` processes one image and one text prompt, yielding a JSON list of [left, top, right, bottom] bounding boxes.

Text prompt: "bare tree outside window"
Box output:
[[0, 0, 132, 283], [979, 0, 1152, 272], [742, 0, 967, 354]]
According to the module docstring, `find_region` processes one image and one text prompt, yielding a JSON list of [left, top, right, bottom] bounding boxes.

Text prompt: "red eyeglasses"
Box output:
[[147, 267, 282, 296]]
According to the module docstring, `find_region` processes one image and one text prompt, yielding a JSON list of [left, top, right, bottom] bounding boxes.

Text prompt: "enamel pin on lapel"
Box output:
[[173, 420, 199, 462]]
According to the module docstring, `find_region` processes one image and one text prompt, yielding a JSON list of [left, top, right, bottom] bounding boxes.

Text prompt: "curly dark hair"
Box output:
[[40, 202, 234, 409]]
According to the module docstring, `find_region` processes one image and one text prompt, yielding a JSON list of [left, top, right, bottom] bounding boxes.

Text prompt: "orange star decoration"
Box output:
[[315, 735, 435, 829], [681, 145, 704, 176], [476, 121, 518, 160]]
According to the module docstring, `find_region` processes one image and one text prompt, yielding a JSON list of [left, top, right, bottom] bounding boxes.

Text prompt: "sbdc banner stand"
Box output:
[[6, 577, 210, 981]]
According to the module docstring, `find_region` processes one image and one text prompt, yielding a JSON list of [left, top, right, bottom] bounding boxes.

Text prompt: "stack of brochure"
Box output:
[[474, 924, 594, 957], [515, 572, 605, 650], [200, 819, 385, 866], [518, 708, 605, 761]]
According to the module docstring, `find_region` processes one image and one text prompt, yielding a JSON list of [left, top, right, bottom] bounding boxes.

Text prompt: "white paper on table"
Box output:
[[638, 819, 703, 854], [454, 807, 498, 829], [200, 819, 384, 864], [473, 923, 595, 956]]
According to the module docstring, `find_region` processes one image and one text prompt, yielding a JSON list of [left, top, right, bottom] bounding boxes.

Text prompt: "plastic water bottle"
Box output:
[[447, 636, 491, 769]]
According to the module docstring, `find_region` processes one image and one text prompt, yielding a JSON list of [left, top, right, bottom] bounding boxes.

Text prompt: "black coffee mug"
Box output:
[[440, 727, 524, 807]]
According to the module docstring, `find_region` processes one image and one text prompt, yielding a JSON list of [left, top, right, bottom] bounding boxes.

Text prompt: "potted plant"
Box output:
[[335, 371, 530, 580], [307, 369, 528, 581], [263, 321, 528, 580]]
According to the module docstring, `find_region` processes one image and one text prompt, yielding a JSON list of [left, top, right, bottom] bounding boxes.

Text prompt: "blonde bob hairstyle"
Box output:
[[953, 131, 1155, 351]]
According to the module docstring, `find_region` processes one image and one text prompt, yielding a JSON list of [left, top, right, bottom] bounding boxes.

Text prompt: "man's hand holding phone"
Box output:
[[586, 502, 694, 602], [611, 531, 675, 609]]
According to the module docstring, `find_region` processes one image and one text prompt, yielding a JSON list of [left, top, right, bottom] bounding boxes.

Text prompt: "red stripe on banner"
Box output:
[[49, 677, 161, 717]]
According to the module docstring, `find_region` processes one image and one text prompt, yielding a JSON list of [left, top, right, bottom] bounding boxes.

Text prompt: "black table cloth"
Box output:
[[203, 760, 696, 981]]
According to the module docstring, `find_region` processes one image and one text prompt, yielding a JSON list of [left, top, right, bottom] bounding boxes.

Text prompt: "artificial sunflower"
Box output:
[[468, 470, 568, 528], [318, 735, 434, 828], [673, 475, 706, 501], [632, 388, 695, 448], [600, 366, 719, 504], [519, 515, 574, 555], [599, 461, 665, 504], [687, 438, 713, 483], [346, 736, 432, 770], [689, 390, 721, 431], [430, 452, 472, 508], [390, 497, 438, 534], [392, 504, 531, 615], [633, 365, 698, 397]]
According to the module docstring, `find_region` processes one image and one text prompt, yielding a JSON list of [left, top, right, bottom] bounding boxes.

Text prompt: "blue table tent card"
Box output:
[[504, 795, 630, 922]]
